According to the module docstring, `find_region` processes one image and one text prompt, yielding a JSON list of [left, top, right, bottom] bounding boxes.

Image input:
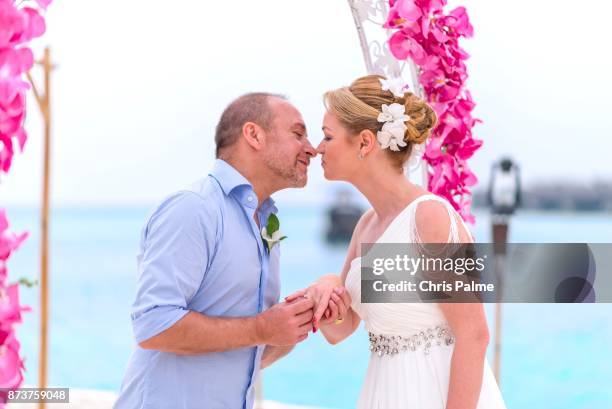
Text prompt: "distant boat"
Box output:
[[325, 190, 364, 244]]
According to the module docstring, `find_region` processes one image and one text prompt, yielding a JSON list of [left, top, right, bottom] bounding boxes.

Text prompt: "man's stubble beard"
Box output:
[[262, 146, 307, 188]]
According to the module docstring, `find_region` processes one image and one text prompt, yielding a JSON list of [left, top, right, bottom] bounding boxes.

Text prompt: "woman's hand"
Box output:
[[285, 275, 349, 331], [317, 287, 351, 327]]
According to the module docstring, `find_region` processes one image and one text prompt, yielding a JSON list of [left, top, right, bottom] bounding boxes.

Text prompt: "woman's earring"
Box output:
[[358, 152, 364, 160]]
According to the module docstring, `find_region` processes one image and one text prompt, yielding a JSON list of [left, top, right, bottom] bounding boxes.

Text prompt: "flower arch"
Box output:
[[349, 0, 482, 223], [0, 0, 52, 403]]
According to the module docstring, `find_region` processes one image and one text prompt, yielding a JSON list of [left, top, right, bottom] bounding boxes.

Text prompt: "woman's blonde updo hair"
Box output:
[[323, 74, 437, 168]]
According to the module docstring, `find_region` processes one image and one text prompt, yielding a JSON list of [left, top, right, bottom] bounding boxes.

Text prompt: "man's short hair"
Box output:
[[214, 92, 286, 158]]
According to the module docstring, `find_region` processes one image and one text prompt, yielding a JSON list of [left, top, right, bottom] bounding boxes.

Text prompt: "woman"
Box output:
[[287, 75, 506, 409]]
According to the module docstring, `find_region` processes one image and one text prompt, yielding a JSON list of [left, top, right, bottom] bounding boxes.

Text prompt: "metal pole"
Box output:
[[347, 0, 374, 73]]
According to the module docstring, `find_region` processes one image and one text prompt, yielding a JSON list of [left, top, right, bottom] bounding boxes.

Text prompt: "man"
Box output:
[[114, 93, 317, 409]]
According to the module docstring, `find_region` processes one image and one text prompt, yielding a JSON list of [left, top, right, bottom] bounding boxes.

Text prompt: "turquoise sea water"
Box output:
[[5, 205, 612, 409]]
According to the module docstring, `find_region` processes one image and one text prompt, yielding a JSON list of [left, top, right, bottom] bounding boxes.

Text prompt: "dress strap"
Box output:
[[407, 194, 465, 244]]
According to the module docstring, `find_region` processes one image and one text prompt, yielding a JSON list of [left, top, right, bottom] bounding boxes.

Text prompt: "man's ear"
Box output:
[[358, 129, 377, 156], [242, 122, 266, 151]]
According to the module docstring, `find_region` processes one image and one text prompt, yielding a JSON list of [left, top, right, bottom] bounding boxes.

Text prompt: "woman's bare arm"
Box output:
[[416, 201, 488, 409], [317, 209, 375, 344]]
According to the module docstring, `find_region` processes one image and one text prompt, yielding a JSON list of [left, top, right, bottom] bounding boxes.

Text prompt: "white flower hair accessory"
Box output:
[[376, 103, 411, 152], [377, 103, 410, 123], [377, 119, 407, 151], [379, 77, 407, 98]]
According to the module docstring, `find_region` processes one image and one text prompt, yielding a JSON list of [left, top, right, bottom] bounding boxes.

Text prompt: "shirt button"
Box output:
[[247, 196, 253, 202]]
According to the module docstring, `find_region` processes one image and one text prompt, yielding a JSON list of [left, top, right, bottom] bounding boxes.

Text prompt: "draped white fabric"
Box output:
[[345, 195, 507, 409]]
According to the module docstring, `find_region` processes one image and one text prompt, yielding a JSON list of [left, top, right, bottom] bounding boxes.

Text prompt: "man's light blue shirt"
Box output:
[[114, 159, 281, 409]]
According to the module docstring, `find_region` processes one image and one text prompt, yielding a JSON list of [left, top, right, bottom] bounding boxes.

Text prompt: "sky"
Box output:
[[1, 0, 611, 206]]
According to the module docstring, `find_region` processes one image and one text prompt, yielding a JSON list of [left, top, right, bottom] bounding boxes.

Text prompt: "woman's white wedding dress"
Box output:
[[344, 194, 507, 409]]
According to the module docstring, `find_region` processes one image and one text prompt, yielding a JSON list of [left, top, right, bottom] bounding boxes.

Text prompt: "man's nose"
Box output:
[[303, 139, 316, 157]]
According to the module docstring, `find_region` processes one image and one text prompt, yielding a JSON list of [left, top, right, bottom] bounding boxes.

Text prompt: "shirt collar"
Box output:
[[259, 196, 278, 221], [209, 159, 251, 195], [209, 159, 278, 215]]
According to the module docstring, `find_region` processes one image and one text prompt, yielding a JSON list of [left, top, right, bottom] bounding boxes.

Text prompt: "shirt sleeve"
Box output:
[[130, 191, 218, 344]]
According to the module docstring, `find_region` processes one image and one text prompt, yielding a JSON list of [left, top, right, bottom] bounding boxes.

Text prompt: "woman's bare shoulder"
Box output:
[[414, 198, 452, 243]]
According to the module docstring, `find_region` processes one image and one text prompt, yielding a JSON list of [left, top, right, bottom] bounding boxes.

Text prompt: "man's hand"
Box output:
[[284, 274, 343, 331], [255, 297, 314, 346]]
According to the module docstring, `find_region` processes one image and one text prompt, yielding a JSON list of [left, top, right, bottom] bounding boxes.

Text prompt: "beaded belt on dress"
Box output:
[[369, 325, 455, 356]]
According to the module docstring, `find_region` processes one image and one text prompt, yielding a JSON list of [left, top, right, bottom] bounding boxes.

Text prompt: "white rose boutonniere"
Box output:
[[261, 213, 287, 253]]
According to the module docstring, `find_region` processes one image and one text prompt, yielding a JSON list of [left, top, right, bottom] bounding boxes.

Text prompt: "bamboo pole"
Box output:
[[27, 46, 53, 409]]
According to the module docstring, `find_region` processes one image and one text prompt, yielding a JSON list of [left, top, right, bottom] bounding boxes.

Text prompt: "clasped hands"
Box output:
[[257, 276, 351, 346], [284, 276, 352, 332]]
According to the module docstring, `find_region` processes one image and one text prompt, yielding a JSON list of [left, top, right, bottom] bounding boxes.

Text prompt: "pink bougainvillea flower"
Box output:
[[0, 92, 27, 135], [0, 135, 15, 173], [0, 71, 28, 172], [385, 0, 422, 28], [0, 2, 24, 49], [0, 340, 24, 389], [14, 128, 26, 151], [421, 7, 473, 43], [431, 116, 482, 162], [0, 76, 29, 104], [430, 174, 452, 196], [419, 69, 461, 102], [0, 48, 35, 78], [452, 92, 477, 119], [0, 208, 28, 285], [419, 0, 447, 13], [0, 284, 24, 327], [456, 137, 482, 160], [426, 42, 468, 71], [0, 82, 27, 111], [421, 54, 440, 71], [0, 209, 28, 261], [0, 327, 10, 346], [0, 115, 27, 174], [389, 30, 428, 64], [460, 166, 478, 187], [0, 4, 47, 49], [0, 324, 25, 391], [0, 209, 8, 234], [446, 7, 473, 38], [0, 0, 49, 397], [424, 131, 445, 160], [0, 263, 6, 286], [421, 12, 450, 43], [21, 7, 46, 40], [428, 152, 459, 189], [384, 0, 482, 222]]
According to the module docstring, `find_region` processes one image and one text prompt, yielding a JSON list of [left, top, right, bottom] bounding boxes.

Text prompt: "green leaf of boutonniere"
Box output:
[[261, 213, 287, 253], [267, 214, 280, 234]]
